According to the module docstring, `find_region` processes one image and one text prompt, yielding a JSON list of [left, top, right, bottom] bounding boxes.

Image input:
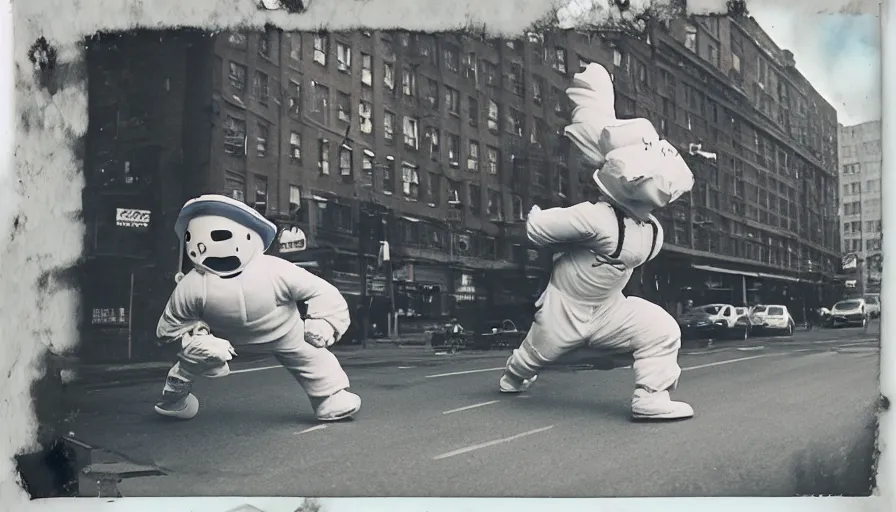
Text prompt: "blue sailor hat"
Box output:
[[174, 194, 279, 251]]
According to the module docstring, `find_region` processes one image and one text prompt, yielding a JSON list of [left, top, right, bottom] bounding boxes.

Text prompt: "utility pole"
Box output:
[[358, 204, 369, 348], [858, 179, 867, 296]]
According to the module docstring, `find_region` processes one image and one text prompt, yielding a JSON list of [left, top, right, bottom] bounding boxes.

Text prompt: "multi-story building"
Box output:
[[81, 11, 840, 362], [838, 120, 882, 292]]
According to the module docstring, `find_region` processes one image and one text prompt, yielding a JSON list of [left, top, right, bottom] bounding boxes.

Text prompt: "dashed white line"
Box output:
[[296, 425, 327, 434], [681, 354, 776, 371], [398, 366, 415, 369], [230, 365, 282, 375], [432, 425, 555, 460], [442, 400, 500, 415], [425, 367, 505, 379]]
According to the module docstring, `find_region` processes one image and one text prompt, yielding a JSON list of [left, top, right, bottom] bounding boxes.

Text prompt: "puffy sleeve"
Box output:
[[268, 256, 351, 339], [156, 271, 207, 343], [527, 201, 621, 257]]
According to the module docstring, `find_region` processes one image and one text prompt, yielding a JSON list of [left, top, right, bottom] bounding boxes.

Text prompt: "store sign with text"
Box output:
[[116, 208, 151, 228], [279, 227, 307, 253]]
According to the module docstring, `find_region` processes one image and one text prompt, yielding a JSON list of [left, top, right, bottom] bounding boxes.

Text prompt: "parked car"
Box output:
[[751, 304, 796, 336], [677, 304, 743, 341], [864, 295, 880, 319], [731, 306, 755, 340], [828, 299, 868, 328]]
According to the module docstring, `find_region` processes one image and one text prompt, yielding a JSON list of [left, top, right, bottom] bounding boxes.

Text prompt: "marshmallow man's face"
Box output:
[[184, 215, 265, 277]]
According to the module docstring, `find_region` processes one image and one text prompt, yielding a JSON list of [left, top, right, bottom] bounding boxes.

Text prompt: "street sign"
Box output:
[[842, 253, 858, 270]]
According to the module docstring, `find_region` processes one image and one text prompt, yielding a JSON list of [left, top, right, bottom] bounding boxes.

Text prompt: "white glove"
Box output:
[[181, 328, 237, 364], [304, 318, 337, 348], [528, 204, 542, 217]]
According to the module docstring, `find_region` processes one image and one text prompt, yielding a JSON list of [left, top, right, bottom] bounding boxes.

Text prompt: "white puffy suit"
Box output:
[[501, 64, 696, 420]]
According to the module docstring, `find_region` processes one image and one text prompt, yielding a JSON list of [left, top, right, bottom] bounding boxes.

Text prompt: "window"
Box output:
[[512, 195, 524, 220], [224, 171, 246, 202], [402, 67, 416, 97], [708, 44, 720, 68], [488, 189, 502, 220], [289, 35, 302, 62], [509, 63, 524, 96], [684, 24, 697, 52], [253, 71, 270, 104], [383, 158, 395, 194], [313, 35, 328, 65], [447, 134, 460, 166], [427, 172, 441, 205], [402, 163, 420, 200], [613, 49, 622, 67], [339, 146, 353, 181], [530, 118, 543, 144], [362, 152, 374, 185], [486, 146, 499, 175], [467, 140, 480, 171], [228, 32, 247, 49], [469, 184, 482, 215], [361, 53, 372, 86], [223, 115, 246, 156], [463, 52, 477, 81], [228, 62, 247, 94], [487, 100, 500, 132], [557, 165, 569, 197], [448, 181, 462, 206], [445, 86, 460, 115], [289, 132, 301, 160], [403, 116, 419, 149], [468, 96, 479, 127], [425, 78, 439, 108], [337, 92, 351, 123], [426, 127, 440, 160], [443, 45, 459, 72], [553, 47, 567, 73], [310, 81, 329, 121], [287, 80, 301, 117], [384, 111, 395, 143], [532, 75, 543, 104], [481, 60, 498, 86], [258, 30, 271, 59], [253, 174, 268, 216], [552, 87, 564, 115], [359, 100, 373, 134], [384, 62, 395, 91], [288, 185, 302, 215], [318, 139, 330, 175], [507, 108, 523, 137], [336, 42, 351, 72]]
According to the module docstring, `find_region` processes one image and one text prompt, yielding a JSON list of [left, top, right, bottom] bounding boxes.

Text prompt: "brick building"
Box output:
[[82, 13, 840, 362]]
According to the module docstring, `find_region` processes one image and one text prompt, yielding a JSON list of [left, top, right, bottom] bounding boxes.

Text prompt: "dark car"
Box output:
[[677, 307, 729, 341]]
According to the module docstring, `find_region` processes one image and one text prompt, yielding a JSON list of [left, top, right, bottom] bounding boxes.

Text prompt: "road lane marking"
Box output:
[[432, 425, 555, 460], [398, 366, 415, 369], [230, 365, 283, 375], [442, 400, 500, 415], [425, 367, 505, 379], [296, 425, 327, 434], [681, 354, 777, 371]]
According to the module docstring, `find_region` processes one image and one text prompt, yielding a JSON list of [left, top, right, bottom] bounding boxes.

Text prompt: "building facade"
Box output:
[[838, 120, 882, 293], [82, 12, 840, 362]]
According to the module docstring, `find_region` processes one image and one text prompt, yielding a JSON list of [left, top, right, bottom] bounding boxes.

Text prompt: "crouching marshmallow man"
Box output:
[[499, 63, 697, 421], [153, 194, 361, 422]]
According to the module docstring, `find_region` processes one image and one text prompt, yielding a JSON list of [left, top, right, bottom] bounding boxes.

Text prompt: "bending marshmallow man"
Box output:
[[153, 194, 361, 422], [499, 63, 697, 421]]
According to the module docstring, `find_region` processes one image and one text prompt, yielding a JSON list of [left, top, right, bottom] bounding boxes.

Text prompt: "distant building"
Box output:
[[838, 120, 882, 293], [82, 13, 841, 362]]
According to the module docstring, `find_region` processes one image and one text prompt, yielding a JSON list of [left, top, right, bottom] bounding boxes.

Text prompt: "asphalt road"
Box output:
[[59, 324, 880, 498]]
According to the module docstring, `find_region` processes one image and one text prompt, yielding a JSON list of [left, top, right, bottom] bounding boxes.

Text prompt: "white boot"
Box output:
[[154, 393, 200, 420], [631, 388, 694, 421], [499, 372, 537, 393], [310, 389, 361, 421]]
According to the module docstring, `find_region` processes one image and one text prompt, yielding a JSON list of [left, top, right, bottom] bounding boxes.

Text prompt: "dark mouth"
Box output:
[[203, 256, 242, 273]]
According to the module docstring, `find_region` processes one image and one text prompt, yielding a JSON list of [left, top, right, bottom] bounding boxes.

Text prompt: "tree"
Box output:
[[295, 498, 323, 512]]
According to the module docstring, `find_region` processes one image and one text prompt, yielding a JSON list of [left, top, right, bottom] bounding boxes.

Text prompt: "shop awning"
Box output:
[[692, 264, 759, 277], [757, 272, 801, 283]]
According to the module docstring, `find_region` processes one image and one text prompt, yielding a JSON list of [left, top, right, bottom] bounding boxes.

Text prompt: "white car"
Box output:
[[829, 299, 868, 328], [677, 303, 747, 341], [750, 304, 796, 336], [864, 295, 880, 319]]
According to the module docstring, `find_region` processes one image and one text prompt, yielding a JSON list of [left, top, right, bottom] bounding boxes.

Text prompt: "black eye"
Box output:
[[247, 234, 251, 240], [185, 231, 191, 242]]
